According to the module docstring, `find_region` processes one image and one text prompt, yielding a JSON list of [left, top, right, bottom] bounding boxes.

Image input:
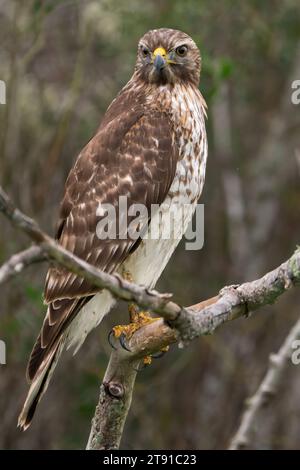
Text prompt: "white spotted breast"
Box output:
[[122, 83, 208, 288]]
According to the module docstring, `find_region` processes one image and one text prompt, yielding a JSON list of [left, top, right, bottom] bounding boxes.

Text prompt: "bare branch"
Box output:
[[0, 246, 46, 286], [229, 317, 300, 450], [1, 185, 300, 344], [173, 251, 300, 346], [86, 352, 140, 450]]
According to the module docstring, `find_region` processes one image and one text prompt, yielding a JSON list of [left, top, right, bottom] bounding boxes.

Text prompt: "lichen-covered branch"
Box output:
[[170, 250, 300, 346], [229, 317, 300, 450]]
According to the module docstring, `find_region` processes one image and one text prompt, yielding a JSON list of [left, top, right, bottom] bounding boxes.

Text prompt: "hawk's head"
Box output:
[[135, 28, 201, 86]]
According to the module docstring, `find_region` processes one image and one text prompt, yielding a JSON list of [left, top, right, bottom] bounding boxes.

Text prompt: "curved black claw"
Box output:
[[119, 333, 131, 352], [152, 350, 167, 360], [108, 329, 117, 350]]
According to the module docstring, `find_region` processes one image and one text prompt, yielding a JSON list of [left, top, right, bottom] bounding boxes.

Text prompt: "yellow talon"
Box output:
[[112, 324, 130, 338], [112, 270, 168, 363], [112, 309, 158, 340]]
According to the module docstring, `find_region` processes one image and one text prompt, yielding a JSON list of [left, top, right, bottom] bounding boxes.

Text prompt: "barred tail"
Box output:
[[18, 338, 64, 431]]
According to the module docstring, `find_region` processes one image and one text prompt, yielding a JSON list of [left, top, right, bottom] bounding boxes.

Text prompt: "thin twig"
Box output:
[[229, 317, 300, 450], [0, 246, 46, 286]]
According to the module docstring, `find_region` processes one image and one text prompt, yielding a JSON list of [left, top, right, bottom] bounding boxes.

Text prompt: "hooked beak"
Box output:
[[152, 47, 167, 72], [153, 54, 166, 71]]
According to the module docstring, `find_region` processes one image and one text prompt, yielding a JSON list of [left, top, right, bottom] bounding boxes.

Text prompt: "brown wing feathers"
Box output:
[[27, 96, 178, 385]]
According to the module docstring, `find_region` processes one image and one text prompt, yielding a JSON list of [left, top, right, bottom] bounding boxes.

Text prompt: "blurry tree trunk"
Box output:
[[247, 44, 300, 278], [212, 82, 251, 280], [213, 45, 300, 281]]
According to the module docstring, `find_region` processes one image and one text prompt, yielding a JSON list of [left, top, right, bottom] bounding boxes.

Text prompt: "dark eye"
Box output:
[[175, 45, 188, 57], [141, 46, 150, 57]]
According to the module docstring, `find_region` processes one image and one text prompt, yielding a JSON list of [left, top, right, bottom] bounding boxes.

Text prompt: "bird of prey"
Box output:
[[18, 28, 208, 429]]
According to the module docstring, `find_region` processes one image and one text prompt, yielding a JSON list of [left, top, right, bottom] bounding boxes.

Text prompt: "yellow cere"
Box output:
[[153, 47, 167, 58]]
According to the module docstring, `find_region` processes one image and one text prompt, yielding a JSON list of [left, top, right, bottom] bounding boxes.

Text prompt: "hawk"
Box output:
[[18, 28, 208, 429]]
